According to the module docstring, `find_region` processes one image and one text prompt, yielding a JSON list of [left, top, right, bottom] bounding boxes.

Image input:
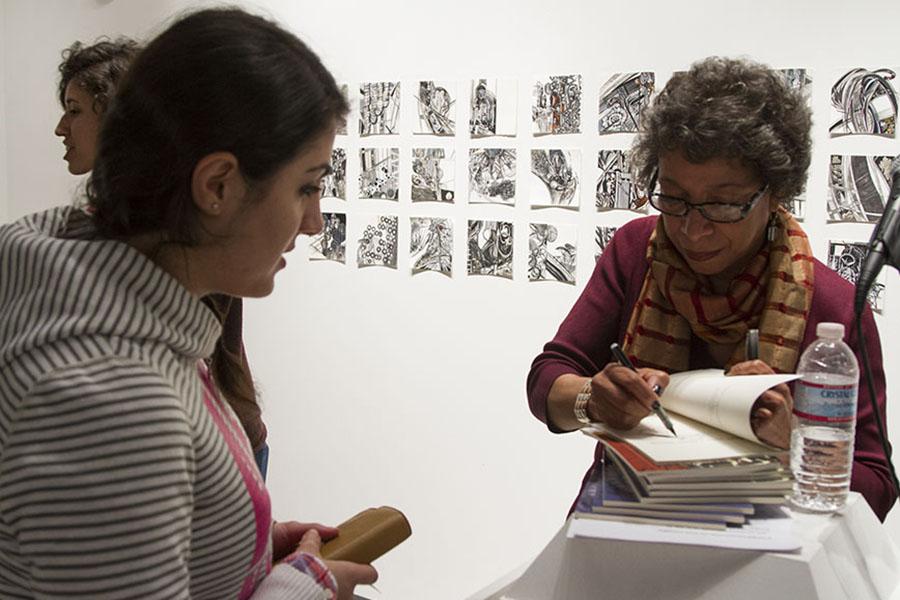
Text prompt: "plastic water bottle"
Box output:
[[790, 322, 859, 513]]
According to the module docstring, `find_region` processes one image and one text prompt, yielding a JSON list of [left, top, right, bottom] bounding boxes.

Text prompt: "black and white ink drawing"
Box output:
[[598, 72, 654, 134], [595, 226, 618, 260], [469, 148, 516, 205], [410, 217, 453, 277], [336, 84, 349, 135], [359, 148, 399, 200], [528, 223, 576, 285], [830, 68, 897, 137], [533, 74, 582, 135], [415, 81, 456, 136], [469, 78, 517, 137], [596, 150, 647, 212], [778, 69, 812, 98], [467, 220, 513, 279], [412, 148, 455, 202], [827, 240, 885, 312], [322, 148, 346, 200], [357, 215, 398, 269], [309, 212, 346, 263], [359, 81, 400, 136], [784, 197, 806, 221], [827, 155, 892, 223], [530, 149, 580, 208]]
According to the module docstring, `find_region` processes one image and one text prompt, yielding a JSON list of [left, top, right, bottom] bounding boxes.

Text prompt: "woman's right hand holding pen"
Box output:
[[587, 363, 670, 430]]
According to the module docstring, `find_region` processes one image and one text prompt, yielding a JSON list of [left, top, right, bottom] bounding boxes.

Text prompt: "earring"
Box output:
[[211, 201, 221, 213], [766, 213, 778, 242]]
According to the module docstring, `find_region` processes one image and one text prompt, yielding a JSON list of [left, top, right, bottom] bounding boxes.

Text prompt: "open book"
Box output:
[[588, 369, 799, 464]]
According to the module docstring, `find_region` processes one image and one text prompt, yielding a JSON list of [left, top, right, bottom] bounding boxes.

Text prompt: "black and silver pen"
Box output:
[[609, 343, 677, 437]]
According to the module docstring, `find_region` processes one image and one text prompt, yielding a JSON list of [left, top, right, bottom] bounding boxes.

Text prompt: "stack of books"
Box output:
[[574, 369, 797, 531]]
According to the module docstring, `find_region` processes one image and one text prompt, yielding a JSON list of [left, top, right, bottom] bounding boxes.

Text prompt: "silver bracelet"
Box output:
[[573, 378, 593, 425]]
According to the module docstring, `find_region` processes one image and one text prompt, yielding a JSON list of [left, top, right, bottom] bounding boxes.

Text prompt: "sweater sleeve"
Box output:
[[846, 304, 897, 521], [526, 219, 651, 432], [0, 359, 196, 599]]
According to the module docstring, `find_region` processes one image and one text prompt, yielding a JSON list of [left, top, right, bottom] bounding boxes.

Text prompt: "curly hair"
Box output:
[[631, 56, 812, 201], [58, 37, 140, 114]]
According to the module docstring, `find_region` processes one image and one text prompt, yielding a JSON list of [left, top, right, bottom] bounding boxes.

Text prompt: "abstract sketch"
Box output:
[[598, 72, 654, 134], [310, 212, 346, 263], [784, 197, 806, 221], [412, 148, 455, 202], [595, 226, 618, 260], [467, 220, 513, 279], [528, 223, 576, 285], [359, 148, 399, 200], [415, 80, 456, 136], [829, 68, 897, 137], [533, 74, 582, 135], [322, 148, 346, 200], [827, 155, 892, 223], [530, 149, 580, 208], [357, 215, 398, 269], [336, 84, 349, 135], [359, 81, 400, 136], [827, 240, 885, 312], [469, 148, 516, 205], [470, 78, 517, 137], [596, 150, 647, 212], [778, 69, 812, 98], [410, 217, 453, 277]]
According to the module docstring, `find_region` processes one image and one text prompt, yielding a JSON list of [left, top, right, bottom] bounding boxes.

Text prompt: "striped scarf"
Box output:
[[622, 207, 815, 374]]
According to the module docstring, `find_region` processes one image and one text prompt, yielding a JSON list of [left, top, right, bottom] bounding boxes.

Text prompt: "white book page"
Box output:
[[661, 369, 800, 443]]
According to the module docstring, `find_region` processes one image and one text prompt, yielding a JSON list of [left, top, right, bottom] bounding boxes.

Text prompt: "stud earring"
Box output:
[[211, 202, 221, 213]]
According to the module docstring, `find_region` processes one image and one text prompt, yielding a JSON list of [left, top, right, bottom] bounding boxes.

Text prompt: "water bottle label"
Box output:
[[793, 381, 856, 423]]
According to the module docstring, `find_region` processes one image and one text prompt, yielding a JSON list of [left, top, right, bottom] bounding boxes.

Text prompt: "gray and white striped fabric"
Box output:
[[0, 207, 327, 599]]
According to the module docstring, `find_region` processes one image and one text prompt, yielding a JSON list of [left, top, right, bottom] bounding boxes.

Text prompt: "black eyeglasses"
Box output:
[[647, 172, 769, 224]]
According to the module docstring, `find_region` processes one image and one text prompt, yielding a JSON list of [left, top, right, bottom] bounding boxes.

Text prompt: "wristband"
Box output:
[[573, 378, 593, 425]]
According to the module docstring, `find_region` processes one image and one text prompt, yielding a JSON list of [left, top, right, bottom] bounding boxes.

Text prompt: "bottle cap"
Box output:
[[816, 322, 844, 339]]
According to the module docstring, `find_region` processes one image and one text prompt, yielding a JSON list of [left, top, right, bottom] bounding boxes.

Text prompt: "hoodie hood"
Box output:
[[0, 206, 220, 368]]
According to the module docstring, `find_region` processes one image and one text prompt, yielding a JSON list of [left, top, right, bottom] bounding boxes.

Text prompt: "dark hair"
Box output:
[[88, 7, 349, 244], [631, 56, 812, 201], [58, 37, 140, 114], [87, 8, 348, 451]]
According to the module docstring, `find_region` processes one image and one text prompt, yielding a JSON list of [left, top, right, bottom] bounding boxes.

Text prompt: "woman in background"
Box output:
[[527, 56, 895, 521], [2, 8, 375, 598], [55, 35, 271, 477]]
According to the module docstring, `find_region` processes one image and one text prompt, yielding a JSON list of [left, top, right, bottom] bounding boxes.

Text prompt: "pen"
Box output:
[[609, 343, 677, 437], [745, 328, 759, 361]]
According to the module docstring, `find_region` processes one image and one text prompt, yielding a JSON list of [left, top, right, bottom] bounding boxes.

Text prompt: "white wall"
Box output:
[[0, 0, 8, 223], [2, 1, 899, 599]]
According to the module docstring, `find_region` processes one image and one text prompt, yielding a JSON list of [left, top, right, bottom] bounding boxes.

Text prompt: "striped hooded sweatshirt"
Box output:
[[0, 208, 335, 599]]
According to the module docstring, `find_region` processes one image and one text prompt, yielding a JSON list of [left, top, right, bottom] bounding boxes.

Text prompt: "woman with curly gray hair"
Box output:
[[54, 37, 139, 174], [528, 56, 895, 520]]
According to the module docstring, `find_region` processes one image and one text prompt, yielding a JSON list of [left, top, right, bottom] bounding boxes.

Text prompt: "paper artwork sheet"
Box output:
[[359, 81, 400, 136], [309, 212, 346, 263], [595, 226, 618, 260], [359, 148, 399, 200], [532, 74, 582, 135], [827, 240, 886, 313], [414, 80, 456, 136], [411, 148, 455, 203], [528, 223, 576, 285], [784, 197, 805, 221], [827, 155, 892, 223], [322, 148, 346, 200], [470, 78, 517, 137], [596, 150, 647, 212], [468, 148, 516, 205], [467, 220, 513, 279], [410, 217, 452, 277], [598, 72, 654, 134], [530, 149, 580, 208], [357, 215, 398, 269], [777, 68, 812, 99], [336, 84, 349, 135], [829, 68, 897, 137]]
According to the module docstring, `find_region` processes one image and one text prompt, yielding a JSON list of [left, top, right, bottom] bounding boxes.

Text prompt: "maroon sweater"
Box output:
[[527, 216, 897, 521]]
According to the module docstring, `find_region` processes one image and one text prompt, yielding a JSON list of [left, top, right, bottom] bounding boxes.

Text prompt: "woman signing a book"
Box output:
[[526, 56, 896, 521]]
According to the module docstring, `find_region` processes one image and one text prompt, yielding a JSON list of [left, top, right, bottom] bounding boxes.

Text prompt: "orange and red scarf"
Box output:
[[622, 207, 815, 374]]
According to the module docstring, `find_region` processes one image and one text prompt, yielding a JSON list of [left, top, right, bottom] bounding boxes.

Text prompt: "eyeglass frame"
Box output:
[[646, 170, 770, 224]]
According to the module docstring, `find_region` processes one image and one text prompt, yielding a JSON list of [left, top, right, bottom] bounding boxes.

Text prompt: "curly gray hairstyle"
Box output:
[[631, 56, 812, 201]]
